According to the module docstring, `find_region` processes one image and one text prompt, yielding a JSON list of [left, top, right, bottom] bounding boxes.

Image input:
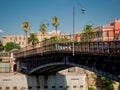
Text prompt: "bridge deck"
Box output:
[[14, 41, 120, 82]]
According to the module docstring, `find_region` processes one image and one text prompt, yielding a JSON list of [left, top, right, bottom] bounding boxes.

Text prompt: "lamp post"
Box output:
[[72, 5, 85, 56]]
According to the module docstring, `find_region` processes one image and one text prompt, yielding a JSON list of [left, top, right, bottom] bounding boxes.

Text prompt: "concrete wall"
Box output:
[[0, 73, 28, 90], [0, 73, 87, 90]]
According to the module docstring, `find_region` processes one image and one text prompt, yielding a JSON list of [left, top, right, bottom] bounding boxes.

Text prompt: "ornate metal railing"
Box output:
[[14, 40, 120, 58]]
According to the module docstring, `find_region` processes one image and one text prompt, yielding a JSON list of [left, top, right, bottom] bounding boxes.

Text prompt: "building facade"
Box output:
[[0, 52, 16, 73], [2, 30, 72, 48], [76, 19, 120, 42], [94, 19, 120, 41], [2, 35, 27, 48]]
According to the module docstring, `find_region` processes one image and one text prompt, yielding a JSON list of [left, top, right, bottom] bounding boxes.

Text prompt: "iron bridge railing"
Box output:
[[14, 40, 120, 58]]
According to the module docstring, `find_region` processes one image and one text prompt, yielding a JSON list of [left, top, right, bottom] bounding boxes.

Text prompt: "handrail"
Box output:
[[14, 40, 120, 58]]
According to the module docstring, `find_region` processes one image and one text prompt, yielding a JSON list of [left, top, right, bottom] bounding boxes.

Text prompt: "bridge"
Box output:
[[14, 40, 120, 82]]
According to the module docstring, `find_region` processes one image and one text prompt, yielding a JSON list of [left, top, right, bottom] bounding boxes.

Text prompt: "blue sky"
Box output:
[[0, 0, 120, 39]]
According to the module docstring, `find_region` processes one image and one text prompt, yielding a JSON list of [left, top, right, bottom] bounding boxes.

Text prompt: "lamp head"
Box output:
[[81, 8, 86, 13]]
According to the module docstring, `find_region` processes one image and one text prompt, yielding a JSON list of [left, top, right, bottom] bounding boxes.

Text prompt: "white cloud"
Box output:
[[0, 29, 4, 33]]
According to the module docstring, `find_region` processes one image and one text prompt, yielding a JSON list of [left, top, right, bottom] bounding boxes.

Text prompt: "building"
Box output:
[[2, 30, 72, 48], [2, 35, 27, 48], [0, 52, 16, 73], [94, 19, 120, 41], [76, 19, 120, 42]]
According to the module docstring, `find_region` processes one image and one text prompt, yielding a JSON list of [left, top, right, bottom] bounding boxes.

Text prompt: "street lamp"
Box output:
[[72, 5, 85, 56]]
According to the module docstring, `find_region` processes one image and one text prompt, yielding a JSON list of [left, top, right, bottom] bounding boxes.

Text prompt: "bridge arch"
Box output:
[[28, 60, 78, 74], [16, 50, 120, 82]]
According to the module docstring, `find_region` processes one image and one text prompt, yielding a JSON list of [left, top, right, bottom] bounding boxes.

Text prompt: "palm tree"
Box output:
[[81, 25, 95, 42], [0, 40, 4, 51], [28, 33, 39, 48], [22, 21, 30, 47], [52, 16, 59, 35], [39, 23, 47, 41]]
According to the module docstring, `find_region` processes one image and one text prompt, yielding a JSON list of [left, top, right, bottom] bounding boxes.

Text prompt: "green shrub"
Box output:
[[88, 86, 97, 90]]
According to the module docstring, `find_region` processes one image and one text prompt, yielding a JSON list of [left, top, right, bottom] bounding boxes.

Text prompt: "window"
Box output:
[[44, 85, 48, 89], [6, 87, 9, 90], [80, 85, 83, 88], [28, 86, 32, 89], [73, 85, 76, 88], [13, 86, 17, 90], [106, 31, 109, 37], [66, 86, 70, 88], [37, 86, 40, 89], [59, 86, 63, 88], [10, 37, 12, 40], [3, 37, 7, 39], [24, 36, 26, 40], [52, 86, 55, 88], [96, 32, 99, 38], [22, 42, 24, 45], [19, 37, 21, 40], [99, 32, 103, 37], [15, 37, 17, 41]]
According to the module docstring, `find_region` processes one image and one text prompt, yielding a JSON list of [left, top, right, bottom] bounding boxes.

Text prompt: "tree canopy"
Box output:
[[52, 16, 59, 35], [4, 42, 20, 52], [100, 76, 114, 90], [52, 16, 59, 28], [22, 21, 30, 33], [39, 23, 47, 35], [81, 25, 95, 42], [0, 40, 4, 51], [88, 87, 97, 90], [28, 33, 39, 46]]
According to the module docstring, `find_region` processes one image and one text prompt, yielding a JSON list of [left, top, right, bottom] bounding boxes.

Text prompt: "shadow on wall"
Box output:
[[25, 69, 86, 90], [26, 74, 67, 90]]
